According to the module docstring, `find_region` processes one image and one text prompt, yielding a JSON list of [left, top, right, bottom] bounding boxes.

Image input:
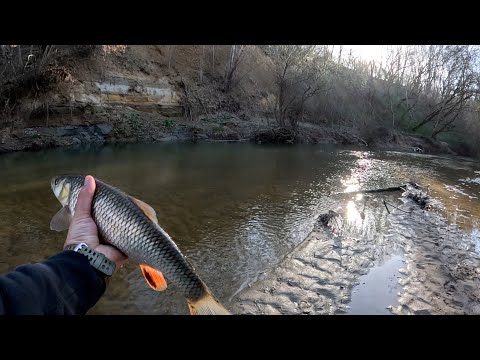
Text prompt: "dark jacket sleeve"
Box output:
[[0, 250, 106, 315]]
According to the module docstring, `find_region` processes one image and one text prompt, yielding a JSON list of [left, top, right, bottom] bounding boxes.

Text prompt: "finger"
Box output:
[[74, 175, 96, 217]]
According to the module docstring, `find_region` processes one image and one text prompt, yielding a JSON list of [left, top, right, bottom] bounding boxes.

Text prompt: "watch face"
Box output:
[[75, 243, 88, 252]]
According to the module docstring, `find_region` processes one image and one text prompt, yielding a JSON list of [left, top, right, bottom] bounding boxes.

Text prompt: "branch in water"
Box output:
[[383, 199, 412, 214], [383, 199, 391, 214], [335, 182, 420, 195]]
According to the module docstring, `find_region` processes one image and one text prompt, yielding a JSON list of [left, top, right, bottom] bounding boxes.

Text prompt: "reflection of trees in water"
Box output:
[[424, 176, 480, 234]]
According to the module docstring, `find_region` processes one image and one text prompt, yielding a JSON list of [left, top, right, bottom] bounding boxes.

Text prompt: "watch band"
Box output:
[[65, 242, 116, 277]]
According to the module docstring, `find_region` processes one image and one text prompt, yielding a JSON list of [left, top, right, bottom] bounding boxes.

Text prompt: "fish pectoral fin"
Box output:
[[140, 264, 168, 291], [50, 206, 72, 231], [128, 196, 158, 224]]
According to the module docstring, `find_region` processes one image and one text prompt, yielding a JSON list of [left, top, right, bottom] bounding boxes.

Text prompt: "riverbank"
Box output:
[[0, 108, 456, 156], [0, 45, 463, 157], [230, 186, 480, 315]]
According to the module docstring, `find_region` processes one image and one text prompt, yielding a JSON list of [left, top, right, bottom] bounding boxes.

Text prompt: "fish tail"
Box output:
[[186, 289, 231, 315]]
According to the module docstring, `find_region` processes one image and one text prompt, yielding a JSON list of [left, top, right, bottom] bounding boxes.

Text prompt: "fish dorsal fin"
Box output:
[[50, 206, 73, 231], [128, 195, 158, 224], [140, 264, 168, 291]]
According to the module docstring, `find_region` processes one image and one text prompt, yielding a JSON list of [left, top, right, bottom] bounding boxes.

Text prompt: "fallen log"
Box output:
[[335, 182, 420, 195]]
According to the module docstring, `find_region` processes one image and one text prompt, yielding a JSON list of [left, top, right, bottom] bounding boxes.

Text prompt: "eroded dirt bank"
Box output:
[[0, 45, 457, 156], [230, 187, 480, 315]]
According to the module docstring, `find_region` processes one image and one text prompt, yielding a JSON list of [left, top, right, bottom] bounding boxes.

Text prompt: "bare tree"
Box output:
[[165, 45, 175, 71], [211, 45, 215, 74], [409, 45, 480, 138], [223, 45, 245, 92], [199, 45, 205, 83], [263, 45, 330, 129]]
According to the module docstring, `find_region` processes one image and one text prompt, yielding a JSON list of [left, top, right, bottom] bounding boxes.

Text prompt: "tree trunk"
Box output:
[[18, 46, 23, 67], [223, 45, 237, 91], [199, 45, 204, 83], [212, 45, 215, 74], [278, 81, 285, 126], [167, 45, 174, 71], [390, 94, 395, 128]]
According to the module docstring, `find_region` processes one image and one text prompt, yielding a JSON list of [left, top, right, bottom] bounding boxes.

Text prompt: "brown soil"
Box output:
[[0, 45, 456, 156]]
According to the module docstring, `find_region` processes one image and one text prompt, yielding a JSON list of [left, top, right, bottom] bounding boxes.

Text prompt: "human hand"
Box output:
[[63, 175, 127, 272]]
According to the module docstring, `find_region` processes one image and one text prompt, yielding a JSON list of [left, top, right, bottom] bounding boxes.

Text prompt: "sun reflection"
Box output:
[[344, 184, 359, 193], [346, 200, 361, 222], [341, 152, 373, 194], [339, 152, 375, 232]]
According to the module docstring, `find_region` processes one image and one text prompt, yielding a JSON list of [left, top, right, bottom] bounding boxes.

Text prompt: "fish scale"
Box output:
[[58, 175, 210, 303]]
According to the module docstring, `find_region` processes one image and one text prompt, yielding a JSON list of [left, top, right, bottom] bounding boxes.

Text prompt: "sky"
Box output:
[[339, 45, 391, 63]]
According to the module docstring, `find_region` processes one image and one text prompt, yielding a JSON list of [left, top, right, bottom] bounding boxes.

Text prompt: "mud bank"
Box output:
[[389, 196, 480, 314], [0, 110, 453, 156], [230, 192, 400, 315], [0, 113, 359, 154], [231, 187, 480, 315]]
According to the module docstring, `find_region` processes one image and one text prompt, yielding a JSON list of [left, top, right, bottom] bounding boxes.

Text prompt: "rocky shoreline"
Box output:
[[0, 111, 457, 156]]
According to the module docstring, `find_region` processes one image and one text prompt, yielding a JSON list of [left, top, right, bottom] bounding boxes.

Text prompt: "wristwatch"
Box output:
[[64, 242, 116, 277]]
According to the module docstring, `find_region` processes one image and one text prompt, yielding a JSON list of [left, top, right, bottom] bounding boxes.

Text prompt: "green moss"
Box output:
[[126, 111, 141, 130], [162, 119, 176, 128]]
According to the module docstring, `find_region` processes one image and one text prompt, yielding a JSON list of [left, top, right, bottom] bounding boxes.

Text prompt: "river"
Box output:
[[0, 143, 479, 314]]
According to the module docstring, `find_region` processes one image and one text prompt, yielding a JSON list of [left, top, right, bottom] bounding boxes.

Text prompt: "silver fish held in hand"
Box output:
[[50, 174, 230, 315]]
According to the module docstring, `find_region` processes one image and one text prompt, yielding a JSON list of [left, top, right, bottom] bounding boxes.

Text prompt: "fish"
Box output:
[[50, 174, 230, 315]]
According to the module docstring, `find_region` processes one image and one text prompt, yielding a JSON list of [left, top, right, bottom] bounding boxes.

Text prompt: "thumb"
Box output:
[[74, 175, 96, 217]]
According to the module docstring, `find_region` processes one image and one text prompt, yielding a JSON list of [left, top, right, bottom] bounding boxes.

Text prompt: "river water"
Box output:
[[0, 143, 478, 314]]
